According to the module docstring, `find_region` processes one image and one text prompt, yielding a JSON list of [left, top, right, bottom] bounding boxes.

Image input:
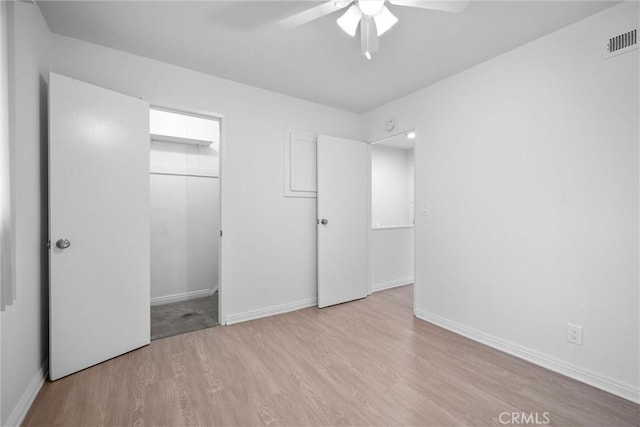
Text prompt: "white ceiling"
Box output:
[[38, 1, 616, 113]]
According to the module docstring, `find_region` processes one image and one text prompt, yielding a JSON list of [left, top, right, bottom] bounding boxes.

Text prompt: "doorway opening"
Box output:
[[148, 107, 222, 340], [369, 131, 415, 302]]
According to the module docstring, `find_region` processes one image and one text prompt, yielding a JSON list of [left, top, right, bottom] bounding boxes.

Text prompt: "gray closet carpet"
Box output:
[[150, 291, 219, 340]]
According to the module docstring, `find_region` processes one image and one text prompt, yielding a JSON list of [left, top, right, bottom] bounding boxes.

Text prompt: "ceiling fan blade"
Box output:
[[389, 0, 470, 13], [360, 18, 379, 60], [337, 4, 363, 37], [374, 6, 398, 36], [278, 1, 352, 29]]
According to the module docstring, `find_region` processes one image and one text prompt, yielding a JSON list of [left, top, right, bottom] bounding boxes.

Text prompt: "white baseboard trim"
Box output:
[[151, 288, 216, 306], [209, 286, 218, 296], [5, 358, 48, 427], [415, 309, 640, 404], [225, 297, 317, 325], [372, 277, 413, 293]]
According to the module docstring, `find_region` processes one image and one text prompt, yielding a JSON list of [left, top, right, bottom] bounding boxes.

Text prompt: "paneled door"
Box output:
[[49, 73, 150, 380], [317, 135, 369, 308]]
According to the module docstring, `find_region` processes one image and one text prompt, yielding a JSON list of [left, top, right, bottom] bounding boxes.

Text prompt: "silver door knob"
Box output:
[[320, 219, 328, 225], [56, 238, 71, 249]]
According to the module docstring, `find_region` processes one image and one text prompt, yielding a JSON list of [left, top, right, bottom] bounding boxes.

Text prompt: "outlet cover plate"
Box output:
[[567, 324, 583, 345]]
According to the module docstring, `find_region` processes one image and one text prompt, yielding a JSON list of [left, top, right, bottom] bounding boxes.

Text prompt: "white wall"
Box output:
[[371, 145, 413, 226], [362, 2, 639, 401], [50, 34, 362, 323], [150, 140, 220, 304], [371, 227, 414, 292], [1, 2, 50, 425]]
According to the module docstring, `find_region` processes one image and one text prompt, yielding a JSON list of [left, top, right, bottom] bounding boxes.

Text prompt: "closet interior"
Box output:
[[148, 107, 221, 340]]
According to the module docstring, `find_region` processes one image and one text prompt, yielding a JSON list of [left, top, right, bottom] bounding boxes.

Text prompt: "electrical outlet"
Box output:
[[567, 324, 583, 345]]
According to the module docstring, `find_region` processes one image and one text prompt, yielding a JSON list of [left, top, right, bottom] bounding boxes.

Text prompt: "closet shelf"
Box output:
[[151, 133, 218, 149]]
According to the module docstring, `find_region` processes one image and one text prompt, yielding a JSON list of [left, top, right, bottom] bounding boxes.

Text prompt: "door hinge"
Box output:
[[220, 230, 223, 237], [46, 240, 51, 249]]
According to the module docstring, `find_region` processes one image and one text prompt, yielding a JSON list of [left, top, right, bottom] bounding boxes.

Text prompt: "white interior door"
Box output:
[[49, 73, 150, 380], [317, 135, 369, 308]]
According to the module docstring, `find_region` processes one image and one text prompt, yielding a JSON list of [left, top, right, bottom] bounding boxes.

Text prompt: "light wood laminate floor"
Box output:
[[24, 285, 639, 426]]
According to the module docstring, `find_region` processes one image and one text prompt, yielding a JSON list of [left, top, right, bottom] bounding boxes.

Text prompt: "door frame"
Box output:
[[367, 129, 417, 309], [148, 103, 226, 326]]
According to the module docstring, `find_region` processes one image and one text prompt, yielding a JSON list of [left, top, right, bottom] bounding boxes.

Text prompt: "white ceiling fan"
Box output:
[[278, 0, 470, 60]]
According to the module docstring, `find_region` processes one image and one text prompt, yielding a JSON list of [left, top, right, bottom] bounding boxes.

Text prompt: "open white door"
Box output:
[[317, 135, 368, 308], [49, 73, 150, 380]]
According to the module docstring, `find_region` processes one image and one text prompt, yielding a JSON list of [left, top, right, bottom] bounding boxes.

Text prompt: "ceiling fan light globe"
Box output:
[[373, 6, 398, 36], [337, 4, 363, 37], [358, 0, 385, 16]]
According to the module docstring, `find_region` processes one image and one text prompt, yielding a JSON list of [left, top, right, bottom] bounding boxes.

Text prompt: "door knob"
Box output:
[[56, 238, 71, 249], [320, 219, 328, 225]]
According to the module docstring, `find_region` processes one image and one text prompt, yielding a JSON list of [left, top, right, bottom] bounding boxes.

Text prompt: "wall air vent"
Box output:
[[604, 29, 638, 59]]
